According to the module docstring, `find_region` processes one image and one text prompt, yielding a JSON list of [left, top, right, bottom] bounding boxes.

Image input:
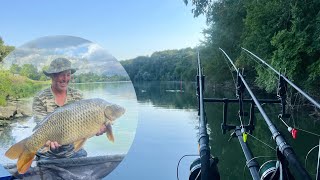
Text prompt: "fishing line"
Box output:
[[242, 156, 276, 180], [222, 55, 237, 90], [296, 128, 320, 137], [247, 133, 276, 151], [239, 95, 245, 127], [305, 144, 319, 172], [242, 47, 320, 110], [176, 154, 199, 180], [238, 101, 244, 128], [195, 169, 201, 180], [290, 106, 297, 128], [242, 51, 264, 69], [244, 49, 320, 138], [290, 92, 303, 128], [279, 117, 320, 137], [242, 50, 277, 79], [222, 54, 246, 134]]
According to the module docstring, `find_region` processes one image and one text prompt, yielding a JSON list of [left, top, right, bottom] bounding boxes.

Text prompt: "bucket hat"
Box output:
[[43, 58, 77, 76]]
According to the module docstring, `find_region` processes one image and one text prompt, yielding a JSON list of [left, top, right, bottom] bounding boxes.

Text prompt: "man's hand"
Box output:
[[96, 124, 107, 136], [45, 140, 61, 150]]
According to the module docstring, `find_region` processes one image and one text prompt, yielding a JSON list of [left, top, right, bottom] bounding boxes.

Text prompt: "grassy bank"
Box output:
[[0, 70, 49, 106]]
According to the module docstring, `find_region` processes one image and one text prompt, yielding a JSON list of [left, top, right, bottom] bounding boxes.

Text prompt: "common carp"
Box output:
[[5, 98, 125, 174]]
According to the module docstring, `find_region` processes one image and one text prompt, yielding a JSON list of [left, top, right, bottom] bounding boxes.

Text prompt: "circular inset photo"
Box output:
[[0, 35, 138, 179]]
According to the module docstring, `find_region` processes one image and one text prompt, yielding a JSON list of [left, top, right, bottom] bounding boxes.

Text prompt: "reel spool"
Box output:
[[189, 157, 220, 180], [259, 160, 278, 180]]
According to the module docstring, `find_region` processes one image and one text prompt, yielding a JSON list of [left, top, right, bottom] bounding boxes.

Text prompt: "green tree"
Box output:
[[0, 71, 12, 105], [183, 0, 213, 17], [10, 64, 21, 74], [185, 0, 320, 97], [20, 64, 40, 80], [0, 37, 14, 62], [121, 48, 198, 82]]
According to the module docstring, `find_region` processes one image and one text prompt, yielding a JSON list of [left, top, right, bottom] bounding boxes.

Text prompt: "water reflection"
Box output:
[[133, 81, 197, 109], [131, 81, 320, 179], [1, 81, 318, 179], [204, 85, 320, 179], [106, 81, 199, 180]]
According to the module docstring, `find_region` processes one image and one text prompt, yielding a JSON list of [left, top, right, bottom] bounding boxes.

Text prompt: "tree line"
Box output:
[[73, 73, 130, 83], [10, 63, 48, 81], [1, 0, 320, 100], [183, 0, 319, 97], [120, 48, 197, 82], [121, 0, 319, 100]]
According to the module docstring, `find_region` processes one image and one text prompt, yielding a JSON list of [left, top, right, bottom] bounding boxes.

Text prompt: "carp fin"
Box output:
[[107, 132, 114, 142], [105, 123, 115, 142], [5, 138, 28, 159], [73, 138, 87, 152], [5, 138, 36, 174], [17, 151, 36, 174]]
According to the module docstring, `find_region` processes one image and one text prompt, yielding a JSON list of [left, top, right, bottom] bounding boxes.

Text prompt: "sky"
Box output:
[[0, 0, 206, 60]]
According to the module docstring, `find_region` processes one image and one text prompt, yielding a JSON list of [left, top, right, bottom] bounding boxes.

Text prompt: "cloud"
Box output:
[[2, 36, 128, 76], [80, 44, 116, 62]]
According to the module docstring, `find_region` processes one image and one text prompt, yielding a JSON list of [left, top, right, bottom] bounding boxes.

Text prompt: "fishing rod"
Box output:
[[219, 48, 311, 180], [241, 47, 320, 110], [189, 52, 220, 180], [242, 47, 320, 179], [196, 51, 211, 180]]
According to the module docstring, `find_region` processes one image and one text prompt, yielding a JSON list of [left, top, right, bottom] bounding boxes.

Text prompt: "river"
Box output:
[[106, 81, 320, 180], [0, 81, 319, 179]]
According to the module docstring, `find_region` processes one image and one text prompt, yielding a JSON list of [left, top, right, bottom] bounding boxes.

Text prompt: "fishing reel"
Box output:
[[259, 160, 277, 179], [189, 156, 220, 180], [259, 148, 294, 180]]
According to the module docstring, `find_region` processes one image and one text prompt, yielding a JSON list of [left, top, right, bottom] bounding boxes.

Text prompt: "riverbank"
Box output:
[[0, 98, 32, 130]]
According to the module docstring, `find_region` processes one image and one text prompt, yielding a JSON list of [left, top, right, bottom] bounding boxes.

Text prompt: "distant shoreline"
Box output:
[[71, 81, 132, 84]]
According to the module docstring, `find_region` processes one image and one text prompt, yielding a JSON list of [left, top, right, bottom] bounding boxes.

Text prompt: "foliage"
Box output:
[[183, 0, 214, 17], [0, 70, 45, 106], [73, 73, 130, 83], [0, 37, 14, 62], [0, 71, 11, 105], [9, 63, 43, 80], [9, 64, 21, 74], [121, 48, 197, 82], [185, 0, 320, 97], [0, 39, 45, 106], [20, 64, 40, 80], [199, 0, 246, 84]]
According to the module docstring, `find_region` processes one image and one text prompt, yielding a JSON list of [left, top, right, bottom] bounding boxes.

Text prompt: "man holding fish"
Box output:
[[32, 57, 108, 160], [5, 57, 125, 174]]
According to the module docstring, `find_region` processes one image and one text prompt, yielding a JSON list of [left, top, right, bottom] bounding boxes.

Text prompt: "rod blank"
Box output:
[[219, 48, 311, 180], [241, 47, 320, 109], [197, 51, 211, 180]]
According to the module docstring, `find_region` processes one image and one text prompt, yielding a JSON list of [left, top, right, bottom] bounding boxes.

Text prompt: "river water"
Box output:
[[0, 81, 319, 179], [106, 81, 320, 180], [0, 82, 138, 163]]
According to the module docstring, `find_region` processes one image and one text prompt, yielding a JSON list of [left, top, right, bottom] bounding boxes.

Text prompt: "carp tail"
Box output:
[[5, 138, 36, 174], [5, 138, 28, 159]]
